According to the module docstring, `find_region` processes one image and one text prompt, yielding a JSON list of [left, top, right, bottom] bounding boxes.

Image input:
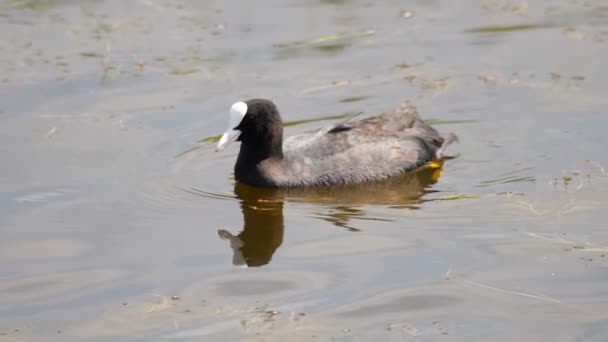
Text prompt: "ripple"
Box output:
[[0, 268, 129, 308], [181, 270, 334, 300], [339, 293, 458, 317], [285, 234, 416, 258], [0, 238, 92, 260]]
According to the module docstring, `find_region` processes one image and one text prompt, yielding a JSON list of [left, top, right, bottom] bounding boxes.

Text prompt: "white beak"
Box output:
[[216, 101, 248, 151], [216, 128, 241, 151]]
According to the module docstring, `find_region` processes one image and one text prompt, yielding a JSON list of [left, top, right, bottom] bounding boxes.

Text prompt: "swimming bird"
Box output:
[[216, 99, 457, 187]]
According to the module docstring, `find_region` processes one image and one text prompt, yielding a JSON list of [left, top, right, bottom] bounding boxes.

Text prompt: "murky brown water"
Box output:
[[2, 0, 608, 341]]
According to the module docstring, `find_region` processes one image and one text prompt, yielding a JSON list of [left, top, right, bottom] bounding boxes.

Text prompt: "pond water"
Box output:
[[1, 0, 608, 340]]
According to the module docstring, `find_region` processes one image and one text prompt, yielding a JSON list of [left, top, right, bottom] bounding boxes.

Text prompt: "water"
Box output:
[[1, 0, 608, 340]]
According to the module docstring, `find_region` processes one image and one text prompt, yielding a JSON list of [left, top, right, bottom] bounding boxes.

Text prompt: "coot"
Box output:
[[216, 99, 457, 187]]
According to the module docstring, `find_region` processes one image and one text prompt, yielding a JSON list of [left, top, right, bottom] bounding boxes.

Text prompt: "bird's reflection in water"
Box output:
[[218, 184, 285, 267], [219, 163, 443, 267]]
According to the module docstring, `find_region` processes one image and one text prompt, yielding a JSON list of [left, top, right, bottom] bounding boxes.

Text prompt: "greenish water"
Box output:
[[1, 0, 608, 341]]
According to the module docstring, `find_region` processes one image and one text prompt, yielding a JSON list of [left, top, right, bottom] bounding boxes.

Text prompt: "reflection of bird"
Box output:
[[218, 183, 284, 267], [285, 162, 443, 205], [216, 99, 457, 187], [218, 164, 443, 267], [306, 163, 443, 230]]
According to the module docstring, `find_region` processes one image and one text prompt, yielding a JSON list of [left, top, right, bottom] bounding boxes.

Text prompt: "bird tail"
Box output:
[[435, 133, 459, 159]]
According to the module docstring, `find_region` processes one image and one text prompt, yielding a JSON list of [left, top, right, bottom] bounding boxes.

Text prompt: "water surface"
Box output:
[[1, 0, 608, 340]]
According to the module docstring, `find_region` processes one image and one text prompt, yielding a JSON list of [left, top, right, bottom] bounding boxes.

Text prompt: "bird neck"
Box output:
[[234, 142, 282, 187], [237, 128, 284, 165]]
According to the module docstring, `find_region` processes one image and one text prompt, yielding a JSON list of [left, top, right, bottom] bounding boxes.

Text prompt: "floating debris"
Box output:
[[526, 232, 608, 253], [497, 191, 524, 197], [478, 74, 498, 84], [481, 0, 528, 15], [563, 26, 584, 40], [80, 51, 104, 58], [466, 24, 553, 33], [146, 294, 173, 313], [131, 54, 145, 71], [46, 126, 57, 138], [7, 0, 53, 11], [170, 68, 198, 75], [339, 96, 368, 103], [430, 194, 479, 201], [585, 160, 607, 176], [477, 175, 535, 187], [400, 9, 415, 19], [403, 74, 452, 91], [394, 62, 415, 69], [273, 28, 375, 56], [300, 80, 351, 94]]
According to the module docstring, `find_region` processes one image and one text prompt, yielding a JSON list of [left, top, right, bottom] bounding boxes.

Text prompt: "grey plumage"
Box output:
[[277, 104, 449, 186], [227, 100, 457, 188]]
